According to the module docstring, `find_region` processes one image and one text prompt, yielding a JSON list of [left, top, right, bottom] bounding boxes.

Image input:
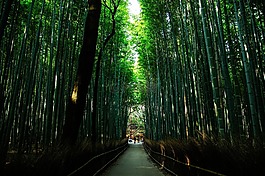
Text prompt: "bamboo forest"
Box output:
[[0, 0, 265, 175]]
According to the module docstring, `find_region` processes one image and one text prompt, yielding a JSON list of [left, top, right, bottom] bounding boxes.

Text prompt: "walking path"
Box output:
[[99, 143, 167, 176]]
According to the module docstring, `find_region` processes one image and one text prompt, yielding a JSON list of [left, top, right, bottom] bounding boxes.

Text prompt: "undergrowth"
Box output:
[[145, 136, 265, 176], [2, 138, 128, 176]]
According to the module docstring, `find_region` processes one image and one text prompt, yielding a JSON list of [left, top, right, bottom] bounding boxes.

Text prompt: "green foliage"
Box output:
[[137, 0, 265, 141], [1, 0, 265, 171], [20, 0, 32, 5]]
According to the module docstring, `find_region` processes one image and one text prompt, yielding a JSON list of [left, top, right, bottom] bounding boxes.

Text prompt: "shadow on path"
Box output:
[[99, 143, 167, 176]]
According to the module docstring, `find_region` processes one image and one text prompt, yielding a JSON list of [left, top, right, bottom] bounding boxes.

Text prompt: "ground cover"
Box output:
[[3, 138, 128, 176], [145, 137, 265, 175]]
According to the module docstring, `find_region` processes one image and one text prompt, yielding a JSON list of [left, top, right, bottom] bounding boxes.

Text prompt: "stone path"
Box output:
[[99, 143, 167, 176]]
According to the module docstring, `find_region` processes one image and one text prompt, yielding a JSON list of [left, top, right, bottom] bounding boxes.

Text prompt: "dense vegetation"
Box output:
[[136, 0, 265, 174], [0, 0, 264, 175], [0, 0, 135, 174], [137, 0, 265, 142]]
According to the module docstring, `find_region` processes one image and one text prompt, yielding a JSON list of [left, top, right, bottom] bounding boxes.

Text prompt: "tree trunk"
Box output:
[[61, 1, 101, 146]]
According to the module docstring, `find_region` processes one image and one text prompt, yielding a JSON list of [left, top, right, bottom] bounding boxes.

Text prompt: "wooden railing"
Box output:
[[67, 142, 128, 176], [143, 143, 226, 176]]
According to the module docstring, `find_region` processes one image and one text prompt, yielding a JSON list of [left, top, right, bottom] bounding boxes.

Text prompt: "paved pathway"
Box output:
[[99, 143, 167, 176]]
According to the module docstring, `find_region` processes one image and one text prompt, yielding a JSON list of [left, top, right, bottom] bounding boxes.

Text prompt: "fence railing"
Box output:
[[67, 142, 128, 176], [143, 143, 226, 176]]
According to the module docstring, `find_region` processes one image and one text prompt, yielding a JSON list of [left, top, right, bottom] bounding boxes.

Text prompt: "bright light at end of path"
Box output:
[[128, 0, 141, 15], [128, 0, 140, 63]]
